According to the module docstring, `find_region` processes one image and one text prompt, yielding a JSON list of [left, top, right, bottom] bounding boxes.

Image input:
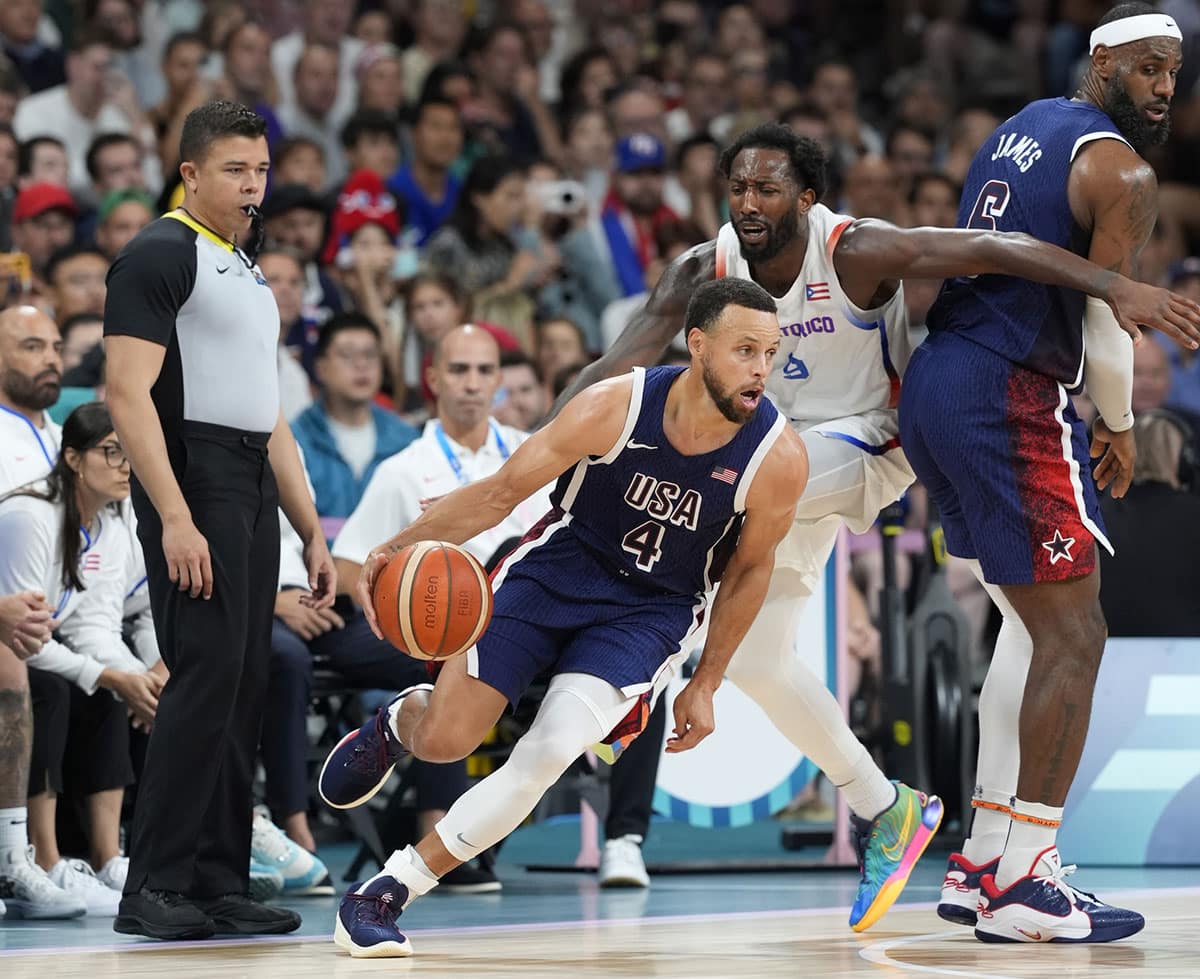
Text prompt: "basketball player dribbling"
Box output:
[[903, 2, 1187, 943], [544, 117, 1200, 933], [319, 278, 811, 957]]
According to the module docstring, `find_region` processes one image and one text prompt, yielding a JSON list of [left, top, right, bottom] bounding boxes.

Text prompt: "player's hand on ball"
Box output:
[[667, 678, 717, 753], [358, 551, 390, 640], [1091, 418, 1136, 498], [1107, 276, 1200, 349]]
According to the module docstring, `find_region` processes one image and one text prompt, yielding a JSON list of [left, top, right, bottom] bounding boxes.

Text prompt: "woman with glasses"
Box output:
[[0, 402, 164, 917]]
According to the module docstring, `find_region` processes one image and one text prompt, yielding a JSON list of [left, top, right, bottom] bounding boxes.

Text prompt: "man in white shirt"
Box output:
[[278, 44, 351, 190], [0, 305, 62, 495], [12, 32, 153, 195], [271, 0, 362, 130], [333, 325, 554, 584]]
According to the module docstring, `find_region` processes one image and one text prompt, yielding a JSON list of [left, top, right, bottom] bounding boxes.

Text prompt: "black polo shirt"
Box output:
[[104, 209, 281, 436]]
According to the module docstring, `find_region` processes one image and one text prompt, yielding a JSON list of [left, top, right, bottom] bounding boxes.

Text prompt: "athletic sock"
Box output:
[[838, 757, 897, 822], [0, 807, 27, 852], [961, 789, 1011, 864], [995, 799, 1062, 889], [358, 845, 439, 908]]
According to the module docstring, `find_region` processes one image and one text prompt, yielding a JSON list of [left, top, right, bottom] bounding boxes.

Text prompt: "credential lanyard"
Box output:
[[433, 421, 510, 486]]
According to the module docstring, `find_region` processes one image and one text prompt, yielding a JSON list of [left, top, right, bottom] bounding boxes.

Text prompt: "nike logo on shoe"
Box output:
[[626, 440, 657, 450], [1015, 927, 1042, 940], [216, 266, 230, 274]]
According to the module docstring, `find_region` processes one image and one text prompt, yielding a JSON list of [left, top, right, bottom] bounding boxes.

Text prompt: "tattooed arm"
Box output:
[[0, 651, 31, 808]]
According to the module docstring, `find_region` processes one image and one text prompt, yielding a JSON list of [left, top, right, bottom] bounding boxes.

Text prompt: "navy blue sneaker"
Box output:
[[319, 686, 428, 809], [333, 877, 411, 958], [938, 852, 1000, 926], [975, 847, 1145, 943]]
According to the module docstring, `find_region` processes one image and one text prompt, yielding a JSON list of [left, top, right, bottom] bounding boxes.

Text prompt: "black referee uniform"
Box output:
[[104, 208, 281, 900]]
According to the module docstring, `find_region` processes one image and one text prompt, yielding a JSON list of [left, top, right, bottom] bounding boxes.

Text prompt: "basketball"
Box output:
[[371, 541, 493, 660]]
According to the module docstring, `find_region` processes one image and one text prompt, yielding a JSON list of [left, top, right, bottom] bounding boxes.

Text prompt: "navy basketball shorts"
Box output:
[[466, 513, 706, 709], [899, 331, 1112, 585]]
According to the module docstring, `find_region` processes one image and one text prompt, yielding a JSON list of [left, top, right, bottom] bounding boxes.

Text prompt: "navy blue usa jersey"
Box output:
[[550, 366, 786, 597], [926, 98, 1129, 387]]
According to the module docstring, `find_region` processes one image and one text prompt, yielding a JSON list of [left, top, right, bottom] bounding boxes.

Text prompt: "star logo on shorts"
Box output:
[[1041, 529, 1076, 565]]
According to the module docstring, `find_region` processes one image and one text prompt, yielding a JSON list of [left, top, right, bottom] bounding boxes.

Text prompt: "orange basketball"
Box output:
[[372, 541, 493, 661]]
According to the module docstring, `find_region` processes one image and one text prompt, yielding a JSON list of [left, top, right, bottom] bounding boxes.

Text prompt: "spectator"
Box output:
[[941, 107, 1001, 186], [885, 123, 935, 207], [0, 57, 24, 127], [353, 10, 392, 47], [462, 23, 554, 165], [724, 48, 774, 137], [1100, 411, 1200, 637], [13, 32, 155, 196], [57, 313, 103, 375], [213, 22, 284, 151], [841, 154, 901, 223], [279, 44, 348, 189], [84, 133, 146, 204], [271, 136, 327, 195], [669, 133, 723, 240], [561, 107, 614, 210], [0, 0, 64, 94], [261, 182, 341, 326], [807, 57, 882, 169], [558, 47, 618, 117], [388, 96, 464, 247], [93, 188, 154, 261], [511, 0, 560, 104], [146, 32, 209, 177], [607, 83, 669, 146], [493, 349, 547, 431], [258, 248, 316, 422], [907, 173, 961, 229], [665, 52, 731, 145], [0, 305, 62, 493], [17, 135, 68, 189], [271, 0, 363, 127], [340, 110, 400, 181], [290, 312, 418, 519], [424, 154, 546, 345], [0, 123, 15, 248], [400, 0, 469, 106], [354, 43, 405, 118], [1157, 258, 1200, 417], [43, 244, 107, 324], [534, 316, 588, 396], [10, 183, 77, 294], [596, 134, 680, 298]]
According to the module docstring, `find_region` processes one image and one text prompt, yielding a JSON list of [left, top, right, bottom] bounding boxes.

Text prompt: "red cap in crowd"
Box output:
[[320, 170, 401, 266], [13, 182, 79, 223]]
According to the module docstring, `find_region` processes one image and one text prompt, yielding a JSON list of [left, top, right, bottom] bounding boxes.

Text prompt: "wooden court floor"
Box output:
[[3, 865, 1198, 978]]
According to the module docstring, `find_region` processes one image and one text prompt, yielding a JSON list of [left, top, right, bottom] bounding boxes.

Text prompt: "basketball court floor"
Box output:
[[2, 854, 1197, 977]]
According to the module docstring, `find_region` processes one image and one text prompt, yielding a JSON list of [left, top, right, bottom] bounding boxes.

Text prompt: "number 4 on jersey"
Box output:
[[622, 520, 665, 571], [967, 179, 1011, 230]]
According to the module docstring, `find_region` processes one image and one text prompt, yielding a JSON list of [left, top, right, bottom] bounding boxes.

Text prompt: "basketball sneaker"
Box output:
[[49, 858, 121, 916], [0, 845, 87, 919], [96, 854, 128, 893], [320, 685, 431, 809], [251, 806, 335, 895], [248, 859, 284, 901], [848, 783, 944, 932], [334, 877, 412, 958], [974, 847, 1145, 943], [599, 835, 650, 888], [938, 852, 1000, 926]]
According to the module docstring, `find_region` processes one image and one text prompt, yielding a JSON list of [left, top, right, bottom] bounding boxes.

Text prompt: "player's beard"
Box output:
[[1103, 74, 1170, 152], [701, 358, 757, 424], [0, 366, 61, 411], [737, 205, 800, 263]]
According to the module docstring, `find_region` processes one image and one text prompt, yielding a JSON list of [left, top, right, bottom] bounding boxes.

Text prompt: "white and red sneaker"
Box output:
[[938, 852, 999, 926]]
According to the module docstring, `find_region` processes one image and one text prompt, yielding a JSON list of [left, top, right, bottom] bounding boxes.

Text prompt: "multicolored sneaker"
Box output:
[[334, 877, 412, 958], [251, 807, 335, 896], [975, 847, 1145, 943], [320, 685, 430, 809], [848, 783, 944, 932], [938, 852, 1000, 926]]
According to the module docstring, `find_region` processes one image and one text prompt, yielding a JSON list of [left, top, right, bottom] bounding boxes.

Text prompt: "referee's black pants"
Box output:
[[125, 422, 279, 899]]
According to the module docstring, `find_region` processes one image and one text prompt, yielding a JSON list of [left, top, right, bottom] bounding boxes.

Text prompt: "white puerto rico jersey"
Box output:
[[715, 204, 911, 429]]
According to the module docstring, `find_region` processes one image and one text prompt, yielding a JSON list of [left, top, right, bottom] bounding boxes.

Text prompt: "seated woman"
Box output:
[[0, 403, 164, 916]]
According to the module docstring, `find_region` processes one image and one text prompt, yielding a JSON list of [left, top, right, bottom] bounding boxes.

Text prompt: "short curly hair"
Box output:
[[718, 122, 827, 200]]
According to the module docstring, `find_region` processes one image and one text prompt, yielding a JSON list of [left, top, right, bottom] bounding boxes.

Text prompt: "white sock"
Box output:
[[961, 789, 1011, 865], [996, 800, 1062, 889], [385, 684, 431, 744], [724, 566, 896, 821], [0, 807, 27, 851], [359, 845, 439, 908], [962, 561, 1032, 864]]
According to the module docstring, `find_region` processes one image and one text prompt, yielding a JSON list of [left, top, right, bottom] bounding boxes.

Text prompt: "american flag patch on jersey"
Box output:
[[805, 282, 831, 301], [711, 467, 738, 484], [81, 552, 102, 572]]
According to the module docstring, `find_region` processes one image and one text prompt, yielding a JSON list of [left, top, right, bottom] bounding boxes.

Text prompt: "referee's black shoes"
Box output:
[[114, 888, 302, 939], [114, 887, 216, 940]]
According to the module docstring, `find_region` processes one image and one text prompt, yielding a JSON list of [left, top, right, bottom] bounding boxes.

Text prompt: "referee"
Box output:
[[104, 101, 335, 940]]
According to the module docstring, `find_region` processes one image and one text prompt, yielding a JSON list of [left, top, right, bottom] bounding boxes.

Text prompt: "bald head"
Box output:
[[429, 325, 502, 434], [1132, 337, 1171, 414], [0, 304, 63, 414]]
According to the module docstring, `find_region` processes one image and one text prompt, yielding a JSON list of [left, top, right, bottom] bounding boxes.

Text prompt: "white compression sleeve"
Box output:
[[1083, 296, 1134, 433]]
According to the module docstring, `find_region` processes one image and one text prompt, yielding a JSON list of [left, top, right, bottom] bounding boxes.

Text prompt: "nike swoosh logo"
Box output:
[[880, 797, 914, 861], [1015, 927, 1042, 940], [216, 266, 230, 274], [456, 832, 474, 847], [626, 440, 657, 450]]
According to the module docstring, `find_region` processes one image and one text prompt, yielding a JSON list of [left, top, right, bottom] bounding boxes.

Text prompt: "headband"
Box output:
[[1090, 14, 1182, 54]]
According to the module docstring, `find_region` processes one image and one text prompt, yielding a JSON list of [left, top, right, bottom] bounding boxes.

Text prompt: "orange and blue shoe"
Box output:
[[333, 877, 412, 958], [848, 783, 944, 932], [938, 852, 1000, 926], [974, 847, 1144, 943]]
